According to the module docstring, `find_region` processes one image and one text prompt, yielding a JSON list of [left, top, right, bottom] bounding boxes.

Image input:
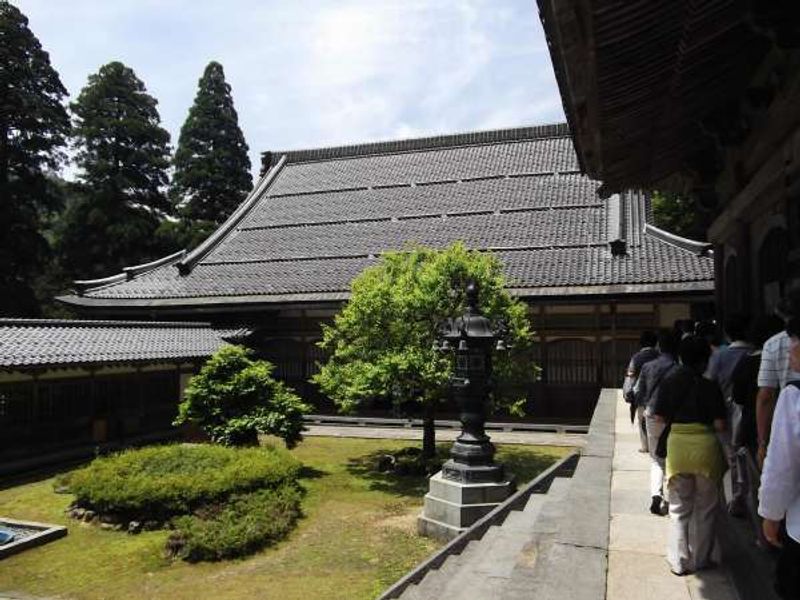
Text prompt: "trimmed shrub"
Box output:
[[168, 484, 302, 562], [65, 444, 301, 520], [175, 345, 312, 447]]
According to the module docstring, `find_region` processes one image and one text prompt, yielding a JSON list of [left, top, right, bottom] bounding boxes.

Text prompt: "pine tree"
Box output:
[[0, 1, 70, 316], [60, 62, 172, 278], [171, 61, 252, 231]]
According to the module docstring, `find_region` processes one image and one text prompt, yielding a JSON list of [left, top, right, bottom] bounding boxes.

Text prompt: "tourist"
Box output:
[[635, 328, 678, 514], [759, 317, 800, 599], [653, 336, 727, 576], [623, 330, 659, 452], [757, 280, 800, 468], [731, 315, 785, 531], [706, 314, 752, 516]]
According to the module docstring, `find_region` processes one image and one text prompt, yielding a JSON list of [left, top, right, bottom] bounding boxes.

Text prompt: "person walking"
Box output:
[[706, 314, 752, 515], [623, 330, 659, 452], [653, 336, 727, 576], [759, 317, 800, 599], [635, 329, 679, 514], [757, 280, 800, 468]]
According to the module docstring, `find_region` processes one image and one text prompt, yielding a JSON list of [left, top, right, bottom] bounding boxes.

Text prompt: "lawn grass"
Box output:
[[0, 438, 571, 600]]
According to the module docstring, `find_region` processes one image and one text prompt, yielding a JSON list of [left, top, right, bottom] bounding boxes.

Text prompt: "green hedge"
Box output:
[[169, 484, 302, 562], [65, 444, 301, 519]]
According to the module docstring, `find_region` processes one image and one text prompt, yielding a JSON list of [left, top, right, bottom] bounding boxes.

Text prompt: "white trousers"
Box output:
[[645, 412, 665, 498], [636, 405, 649, 452], [666, 474, 719, 573]]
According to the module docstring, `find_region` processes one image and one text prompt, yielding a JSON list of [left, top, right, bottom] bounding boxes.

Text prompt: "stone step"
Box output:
[[406, 477, 573, 600], [523, 490, 546, 514], [407, 537, 491, 599], [529, 476, 573, 536]]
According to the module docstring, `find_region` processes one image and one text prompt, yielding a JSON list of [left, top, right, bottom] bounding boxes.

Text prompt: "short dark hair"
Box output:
[[787, 317, 800, 339], [639, 330, 657, 348], [657, 329, 678, 355], [747, 315, 784, 347], [776, 278, 800, 320], [723, 314, 749, 342], [695, 319, 722, 346], [679, 335, 712, 369]]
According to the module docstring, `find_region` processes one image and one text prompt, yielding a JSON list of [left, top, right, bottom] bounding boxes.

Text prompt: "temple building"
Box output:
[[537, 1, 800, 317], [58, 124, 715, 421], [0, 319, 229, 472]]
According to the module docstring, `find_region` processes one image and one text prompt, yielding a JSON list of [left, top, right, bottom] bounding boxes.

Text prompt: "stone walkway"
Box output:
[[304, 424, 586, 448], [607, 394, 739, 600]]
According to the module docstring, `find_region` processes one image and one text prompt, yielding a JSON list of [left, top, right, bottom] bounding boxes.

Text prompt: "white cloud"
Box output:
[[15, 0, 565, 174]]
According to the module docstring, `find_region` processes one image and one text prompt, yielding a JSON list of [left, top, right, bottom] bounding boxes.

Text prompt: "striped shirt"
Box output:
[[757, 331, 800, 390]]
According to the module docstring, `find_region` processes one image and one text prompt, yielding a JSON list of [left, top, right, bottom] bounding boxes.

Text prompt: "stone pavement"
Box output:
[[607, 393, 739, 600], [303, 424, 586, 448]]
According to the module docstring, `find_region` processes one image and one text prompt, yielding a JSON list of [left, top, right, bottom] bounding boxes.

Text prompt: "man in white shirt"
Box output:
[[759, 317, 800, 599], [757, 281, 800, 467]]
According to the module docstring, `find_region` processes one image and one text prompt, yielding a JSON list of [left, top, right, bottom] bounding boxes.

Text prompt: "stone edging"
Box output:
[[0, 517, 67, 560], [377, 452, 580, 600], [376, 387, 616, 600]]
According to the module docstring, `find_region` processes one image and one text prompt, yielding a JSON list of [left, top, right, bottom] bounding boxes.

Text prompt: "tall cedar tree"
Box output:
[[170, 61, 251, 247], [60, 62, 172, 278], [0, 2, 70, 316]]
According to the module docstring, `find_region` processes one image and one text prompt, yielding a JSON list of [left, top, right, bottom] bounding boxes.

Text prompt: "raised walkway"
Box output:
[[608, 392, 738, 600], [376, 390, 745, 600]]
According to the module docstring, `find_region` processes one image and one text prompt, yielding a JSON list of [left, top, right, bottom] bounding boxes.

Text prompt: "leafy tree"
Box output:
[[175, 345, 311, 448], [651, 191, 712, 240], [59, 61, 172, 278], [170, 61, 252, 242], [312, 243, 538, 459], [0, 1, 70, 316]]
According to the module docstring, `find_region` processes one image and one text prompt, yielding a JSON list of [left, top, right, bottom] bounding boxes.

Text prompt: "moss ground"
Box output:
[[0, 437, 571, 600]]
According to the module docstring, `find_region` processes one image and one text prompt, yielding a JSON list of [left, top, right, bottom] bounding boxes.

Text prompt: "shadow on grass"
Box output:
[[344, 443, 452, 498], [297, 465, 327, 480], [345, 443, 563, 498], [496, 446, 566, 485]]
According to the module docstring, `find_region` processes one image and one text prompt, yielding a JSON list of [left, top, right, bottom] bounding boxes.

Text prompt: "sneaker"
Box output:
[[650, 495, 663, 515]]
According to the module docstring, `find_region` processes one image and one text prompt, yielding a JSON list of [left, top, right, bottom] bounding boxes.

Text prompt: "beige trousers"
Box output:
[[666, 473, 719, 573]]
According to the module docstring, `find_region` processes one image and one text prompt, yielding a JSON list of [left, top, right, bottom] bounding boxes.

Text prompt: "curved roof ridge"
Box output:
[[177, 155, 288, 274], [74, 248, 187, 296], [270, 123, 571, 164], [643, 223, 713, 256]]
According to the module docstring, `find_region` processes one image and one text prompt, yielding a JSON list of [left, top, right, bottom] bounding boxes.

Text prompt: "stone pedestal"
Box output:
[[417, 469, 515, 541]]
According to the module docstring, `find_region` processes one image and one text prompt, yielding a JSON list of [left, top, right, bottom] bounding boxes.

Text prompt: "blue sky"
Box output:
[[17, 0, 564, 177]]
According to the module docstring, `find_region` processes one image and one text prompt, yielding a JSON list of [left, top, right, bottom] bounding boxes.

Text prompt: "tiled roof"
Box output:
[[59, 124, 714, 308], [0, 319, 229, 369]]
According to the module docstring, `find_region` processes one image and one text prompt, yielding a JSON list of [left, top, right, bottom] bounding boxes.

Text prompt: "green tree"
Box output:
[[0, 1, 70, 316], [59, 61, 172, 278], [175, 345, 311, 448], [312, 243, 538, 458], [170, 61, 252, 243], [651, 191, 711, 240]]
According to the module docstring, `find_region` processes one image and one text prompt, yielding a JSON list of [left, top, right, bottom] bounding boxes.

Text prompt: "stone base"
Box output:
[[418, 470, 515, 541]]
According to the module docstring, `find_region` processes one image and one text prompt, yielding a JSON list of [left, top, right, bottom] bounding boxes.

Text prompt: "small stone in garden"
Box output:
[[99, 523, 114, 531], [128, 521, 142, 535], [143, 520, 161, 531], [377, 454, 396, 472], [83, 510, 96, 523], [72, 508, 86, 520]]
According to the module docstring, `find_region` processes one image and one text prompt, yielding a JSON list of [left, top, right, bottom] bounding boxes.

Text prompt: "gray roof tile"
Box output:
[[63, 125, 713, 306], [0, 320, 229, 369]]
